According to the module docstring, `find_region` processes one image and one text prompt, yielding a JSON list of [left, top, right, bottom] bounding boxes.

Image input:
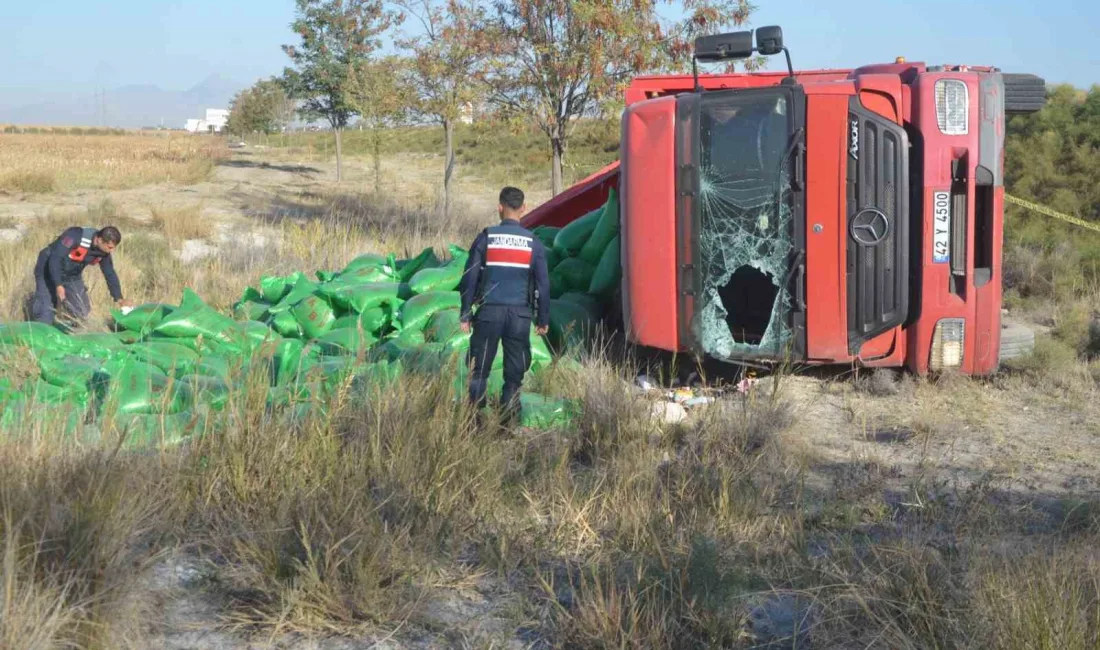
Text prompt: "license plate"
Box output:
[[932, 191, 951, 264]]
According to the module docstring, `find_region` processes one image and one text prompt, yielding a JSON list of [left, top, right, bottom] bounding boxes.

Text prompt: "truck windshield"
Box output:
[[695, 90, 799, 360]]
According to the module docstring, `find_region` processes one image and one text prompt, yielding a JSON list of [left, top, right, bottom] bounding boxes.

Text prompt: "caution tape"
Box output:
[[1005, 193, 1100, 235]]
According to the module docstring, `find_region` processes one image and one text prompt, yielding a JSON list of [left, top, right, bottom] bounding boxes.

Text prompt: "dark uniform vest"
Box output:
[[67, 228, 101, 265], [477, 221, 536, 309]]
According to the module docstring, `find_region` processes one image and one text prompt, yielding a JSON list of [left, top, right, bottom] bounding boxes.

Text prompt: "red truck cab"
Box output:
[[523, 27, 1045, 376]]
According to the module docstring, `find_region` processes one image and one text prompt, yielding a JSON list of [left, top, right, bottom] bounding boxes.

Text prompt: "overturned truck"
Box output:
[[523, 26, 1046, 376]]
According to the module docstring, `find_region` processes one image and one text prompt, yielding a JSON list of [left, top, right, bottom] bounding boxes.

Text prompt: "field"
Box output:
[[2, 128, 1100, 650], [0, 132, 226, 194]]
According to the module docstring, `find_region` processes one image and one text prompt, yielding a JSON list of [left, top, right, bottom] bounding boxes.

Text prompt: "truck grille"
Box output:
[[846, 98, 910, 352]]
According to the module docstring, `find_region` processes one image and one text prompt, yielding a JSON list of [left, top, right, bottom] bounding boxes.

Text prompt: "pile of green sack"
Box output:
[[532, 188, 621, 349], [0, 235, 605, 448]]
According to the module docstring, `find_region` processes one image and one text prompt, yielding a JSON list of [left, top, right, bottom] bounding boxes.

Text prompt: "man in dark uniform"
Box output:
[[460, 187, 551, 423], [32, 225, 131, 328]]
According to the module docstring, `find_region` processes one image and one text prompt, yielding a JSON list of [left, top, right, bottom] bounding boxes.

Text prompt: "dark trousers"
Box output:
[[467, 305, 532, 418], [32, 249, 90, 327]]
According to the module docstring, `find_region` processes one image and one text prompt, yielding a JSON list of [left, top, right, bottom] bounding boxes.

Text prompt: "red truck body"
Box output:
[[523, 58, 1034, 376]]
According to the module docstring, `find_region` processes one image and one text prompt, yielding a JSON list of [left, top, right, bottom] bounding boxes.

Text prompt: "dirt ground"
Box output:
[[3, 147, 1099, 648]]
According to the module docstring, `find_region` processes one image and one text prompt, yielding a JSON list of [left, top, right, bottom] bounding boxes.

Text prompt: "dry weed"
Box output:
[[0, 133, 225, 191]]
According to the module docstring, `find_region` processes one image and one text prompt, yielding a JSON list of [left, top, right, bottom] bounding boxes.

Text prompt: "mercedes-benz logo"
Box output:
[[849, 208, 890, 246]]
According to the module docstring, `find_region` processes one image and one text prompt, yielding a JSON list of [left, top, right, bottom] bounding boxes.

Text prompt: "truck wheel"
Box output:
[[999, 320, 1035, 362], [1004, 73, 1046, 114]]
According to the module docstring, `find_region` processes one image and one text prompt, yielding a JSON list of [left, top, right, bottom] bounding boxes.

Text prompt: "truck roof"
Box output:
[[625, 61, 1006, 105]]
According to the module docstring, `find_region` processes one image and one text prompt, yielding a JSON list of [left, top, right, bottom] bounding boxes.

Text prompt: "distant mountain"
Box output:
[[0, 74, 248, 129]]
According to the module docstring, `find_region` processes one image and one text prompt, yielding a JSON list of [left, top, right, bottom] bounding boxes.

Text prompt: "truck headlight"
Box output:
[[930, 318, 965, 370], [935, 79, 969, 135]]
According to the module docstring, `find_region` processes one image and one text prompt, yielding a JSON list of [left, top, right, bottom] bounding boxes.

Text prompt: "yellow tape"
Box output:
[[1005, 193, 1100, 235]]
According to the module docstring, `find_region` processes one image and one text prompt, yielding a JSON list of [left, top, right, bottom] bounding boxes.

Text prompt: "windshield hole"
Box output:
[[717, 265, 780, 345]]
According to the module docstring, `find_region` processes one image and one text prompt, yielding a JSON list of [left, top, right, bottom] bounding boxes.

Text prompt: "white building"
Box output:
[[185, 108, 229, 133]]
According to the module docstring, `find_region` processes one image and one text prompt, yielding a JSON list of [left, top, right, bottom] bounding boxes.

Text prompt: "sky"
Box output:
[[1, 0, 1097, 109]]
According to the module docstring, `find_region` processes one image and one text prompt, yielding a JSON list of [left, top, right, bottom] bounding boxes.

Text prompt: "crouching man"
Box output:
[[32, 225, 131, 328]]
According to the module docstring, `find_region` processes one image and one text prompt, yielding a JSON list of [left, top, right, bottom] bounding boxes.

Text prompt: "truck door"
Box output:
[[677, 86, 808, 363]]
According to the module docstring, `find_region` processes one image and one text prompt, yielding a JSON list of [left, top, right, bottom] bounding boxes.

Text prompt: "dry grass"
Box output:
[[0, 169, 57, 194], [0, 133, 225, 192], [149, 203, 213, 242], [1, 150, 1100, 647]]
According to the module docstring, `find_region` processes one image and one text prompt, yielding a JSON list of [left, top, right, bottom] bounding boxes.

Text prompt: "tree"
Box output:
[[227, 78, 295, 137], [345, 55, 414, 192], [477, 0, 756, 196], [397, 0, 486, 216], [281, 0, 402, 183]]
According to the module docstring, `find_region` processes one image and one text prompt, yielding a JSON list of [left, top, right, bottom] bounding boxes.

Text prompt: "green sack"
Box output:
[[338, 264, 398, 285], [553, 206, 602, 256], [333, 306, 391, 336], [38, 354, 107, 392], [290, 295, 336, 339], [445, 244, 469, 265], [548, 270, 568, 299], [559, 292, 606, 319], [108, 358, 189, 415], [320, 282, 405, 314], [153, 289, 247, 349], [530, 330, 553, 369], [260, 272, 305, 303], [549, 299, 599, 349], [519, 393, 575, 429], [272, 338, 307, 385], [237, 320, 281, 346], [0, 321, 71, 351], [233, 300, 270, 322], [189, 356, 235, 381], [546, 248, 562, 275], [177, 375, 231, 412], [268, 310, 303, 338], [358, 305, 393, 336], [315, 359, 401, 393], [108, 411, 200, 449], [110, 303, 175, 335], [127, 341, 201, 375], [550, 257, 595, 295], [342, 253, 391, 275], [67, 332, 126, 359], [267, 382, 322, 408], [395, 247, 442, 282], [370, 327, 426, 362], [587, 234, 621, 296], [533, 226, 561, 249], [316, 327, 378, 356], [22, 379, 89, 410], [425, 309, 465, 344], [400, 291, 462, 332], [402, 342, 460, 374], [395, 326, 427, 346], [408, 264, 464, 296], [268, 276, 319, 314], [579, 188, 620, 264]]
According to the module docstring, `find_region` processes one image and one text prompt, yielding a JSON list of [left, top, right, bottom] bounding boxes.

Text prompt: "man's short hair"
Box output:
[[499, 187, 524, 211], [97, 226, 122, 245]]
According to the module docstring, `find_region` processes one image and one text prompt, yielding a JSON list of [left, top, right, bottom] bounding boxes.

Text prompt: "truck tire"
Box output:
[[999, 320, 1035, 362], [1004, 73, 1047, 114]]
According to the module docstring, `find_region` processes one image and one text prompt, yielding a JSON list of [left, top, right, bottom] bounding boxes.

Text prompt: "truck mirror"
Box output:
[[755, 26, 784, 55], [694, 31, 754, 62]]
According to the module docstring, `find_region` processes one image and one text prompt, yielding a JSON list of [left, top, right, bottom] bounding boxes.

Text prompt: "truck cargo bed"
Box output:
[[521, 162, 620, 229]]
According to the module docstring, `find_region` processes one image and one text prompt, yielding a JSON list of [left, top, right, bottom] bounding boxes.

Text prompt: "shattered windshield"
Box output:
[[694, 91, 797, 360]]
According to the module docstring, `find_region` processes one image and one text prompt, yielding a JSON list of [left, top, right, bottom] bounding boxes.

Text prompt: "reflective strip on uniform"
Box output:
[[486, 233, 532, 268]]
